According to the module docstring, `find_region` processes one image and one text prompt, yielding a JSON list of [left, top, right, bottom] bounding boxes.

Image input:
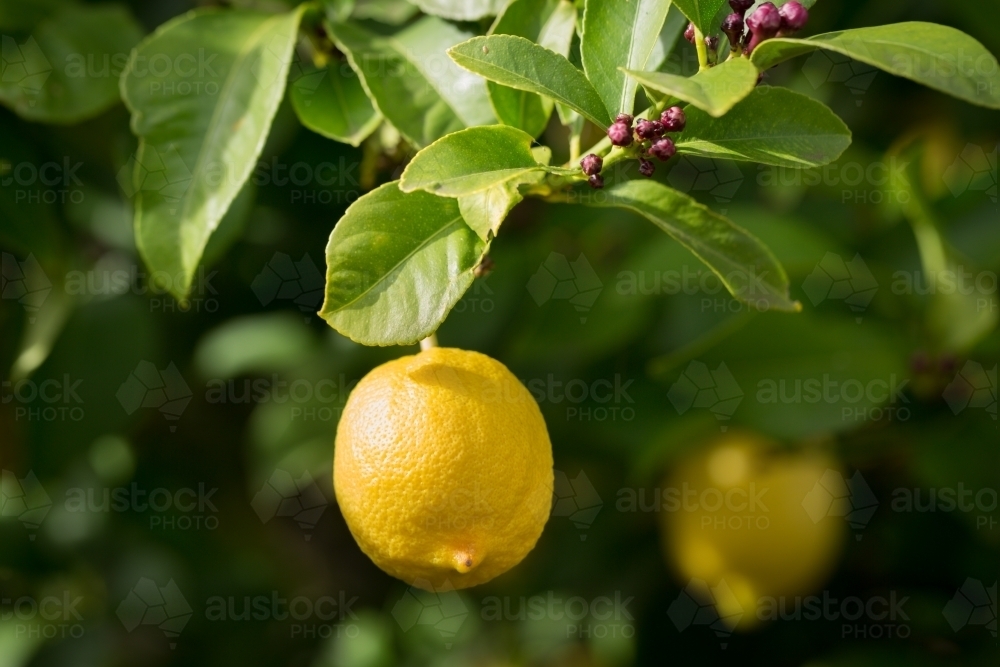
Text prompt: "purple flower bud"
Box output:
[[608, 122, 633, 147], [729, 0, 754, 16], [745, 2, 781, 53], [684, 22, 695, 44], [614, 113, 634, 127], [634, 119, 663, 141], [588, 173, 605, 189], [638, 158, 655, 177], [648, 137, 676, 162], [580, 153, 603, 176], [779, 1, 809, 32], [659, 106, 686, 133], [721, 13, 745, 49]]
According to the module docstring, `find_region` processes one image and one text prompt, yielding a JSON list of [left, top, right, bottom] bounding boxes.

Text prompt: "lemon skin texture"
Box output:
[[335, 347, 554, 590]]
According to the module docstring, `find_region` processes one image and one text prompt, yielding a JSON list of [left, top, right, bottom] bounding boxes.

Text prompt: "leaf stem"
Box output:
[[569, 134, 581, 163], [420, 334, 439, 350], [694, 25, 709, 71]]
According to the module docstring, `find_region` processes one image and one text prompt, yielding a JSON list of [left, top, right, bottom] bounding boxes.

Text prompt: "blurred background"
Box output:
[[1, 0, 997, 665]]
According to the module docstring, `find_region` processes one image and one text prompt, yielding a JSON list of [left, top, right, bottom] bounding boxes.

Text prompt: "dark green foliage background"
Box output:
[[1, 1, 997, 666]]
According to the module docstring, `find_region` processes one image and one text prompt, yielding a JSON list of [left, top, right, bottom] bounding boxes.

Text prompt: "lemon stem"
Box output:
[[420, 335, 438, 351]]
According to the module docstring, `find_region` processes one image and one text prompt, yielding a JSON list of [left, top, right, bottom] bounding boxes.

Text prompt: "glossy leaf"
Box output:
[[487, 0, 567, 138], [458, 182, 524, 240], [0, 4, 143, 123], [328, 17, 496, 148], [624, 57, 759, 117], [581, 0, 671, 117], [400, 126, 544, 196], [580, 179, 798, 311], [121, 7, 304, 300], [671, 0, 727, 37], [646, 5, 689, 72], [320, 182, 487, 346], [676, 87, 851, 167], [449, 35, 613, 128], [290, 60, 380, 147], [412, 0, 506, 21], [752, 22, 1000, 109]]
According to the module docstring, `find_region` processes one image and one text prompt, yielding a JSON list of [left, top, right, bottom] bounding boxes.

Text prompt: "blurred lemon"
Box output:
[[335, 347, 554, 590], [661, 432, 844, 628]]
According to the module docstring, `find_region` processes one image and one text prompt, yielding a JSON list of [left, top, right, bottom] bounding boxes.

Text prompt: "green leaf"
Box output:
[[322, 0, 356, 23], [290, 60, 380, 147], [350, 0, 419, 24], [0, 0, 71, 31], [320, 182, 487, 346], [449, 35, 613, 128], [624, 57, 759, 117], [676, 87, 851, 167], [411, 0, 506, 21], [400, 126, 543, 196], [581, 0, 671, 117], [486, 0, 578, 138], [751, 22, 1000, 110], [646, 4, 689, 72], [120, 7, 304, 300], [580, 179, 799, 311], [0, 4, 143, 124], [671, 0, 726, 37], [458, 182, 523, 240], [328, 17, 496, 148]]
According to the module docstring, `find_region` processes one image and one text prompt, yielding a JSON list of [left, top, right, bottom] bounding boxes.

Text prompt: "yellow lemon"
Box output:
[[661, 432, 844, 629], [334, 347, 554, 590]]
